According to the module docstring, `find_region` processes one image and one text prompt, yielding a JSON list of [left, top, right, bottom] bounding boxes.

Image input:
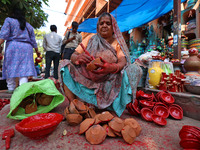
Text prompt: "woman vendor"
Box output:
[[59, 12, 142, 117]]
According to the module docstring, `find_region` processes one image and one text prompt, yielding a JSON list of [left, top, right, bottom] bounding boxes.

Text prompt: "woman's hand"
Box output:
[[92, 57, 119, 74], [73, 53, 93, 65]]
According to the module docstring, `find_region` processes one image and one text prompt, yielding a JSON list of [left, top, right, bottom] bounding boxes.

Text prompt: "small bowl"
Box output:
[[154, 102, 168, 108], [160, 93, 175, 104], [169, 106, 183, 120], [140, 93, 153, 99], [151, 114, 167, 126], [153, 105, 169, 118], [15, 113, 63, 139], [139, 100, 154, 109], [141, 108, 153, 122], [170, 104, 183, 112]]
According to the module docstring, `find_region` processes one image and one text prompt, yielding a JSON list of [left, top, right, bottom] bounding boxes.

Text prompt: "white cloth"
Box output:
[[6, 77, 28, 91], [43, 32, 62, 53]]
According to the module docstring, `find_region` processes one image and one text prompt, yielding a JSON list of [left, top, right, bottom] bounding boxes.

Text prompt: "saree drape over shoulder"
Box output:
[[59, 14, 142, 116]]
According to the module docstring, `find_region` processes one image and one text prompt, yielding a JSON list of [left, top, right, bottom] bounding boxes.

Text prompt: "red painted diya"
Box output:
[[141, 108, 153, 122], [139, 100, 155, 109], [151, 114, 167, 126], [15, 113, 63, 139], [160, 93, 175, 104], [169, 106, 183, 120], [153, 105, 169, 118]]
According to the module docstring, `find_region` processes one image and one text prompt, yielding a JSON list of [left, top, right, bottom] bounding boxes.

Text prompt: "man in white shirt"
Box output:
[[43, 25, 62, 79]]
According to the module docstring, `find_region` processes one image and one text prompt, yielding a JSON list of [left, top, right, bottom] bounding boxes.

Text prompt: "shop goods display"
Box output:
[[127, 90, 183, 126], [157, 70, 186, 92], [179, 125, 200, 149], [2, 128, 15, 149], [184, 47, 200, 76], [78, 111, 142, 145], [15, 113, 63, 139]]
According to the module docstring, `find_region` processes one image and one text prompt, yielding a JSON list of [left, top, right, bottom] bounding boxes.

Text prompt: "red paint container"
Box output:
[[15, 113, 63, 139]]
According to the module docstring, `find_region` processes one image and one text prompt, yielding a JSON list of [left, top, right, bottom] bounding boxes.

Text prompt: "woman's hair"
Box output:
[[98, 12, 112, 23], [10, 7, 26, 30]]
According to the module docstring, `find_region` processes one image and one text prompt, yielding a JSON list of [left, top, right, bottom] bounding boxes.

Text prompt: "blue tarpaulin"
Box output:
[[78, 0, 186, 33]]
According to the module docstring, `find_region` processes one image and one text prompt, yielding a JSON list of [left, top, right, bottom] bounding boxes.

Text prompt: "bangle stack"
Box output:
[[113, 63, 120, 74]]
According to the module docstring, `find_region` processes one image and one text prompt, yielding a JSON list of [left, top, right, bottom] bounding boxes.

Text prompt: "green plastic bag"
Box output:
[[7, 79, 65, 120]]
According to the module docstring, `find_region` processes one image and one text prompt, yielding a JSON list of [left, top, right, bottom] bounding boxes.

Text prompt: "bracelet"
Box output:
[[113, 63, 120, 74]]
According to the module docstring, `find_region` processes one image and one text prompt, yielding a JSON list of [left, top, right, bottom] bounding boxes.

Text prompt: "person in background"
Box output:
[[35, 62, 41, 76], [43, 25, 62, 79], [59, 12, 142, 117], [61, 21, 82, 60], [0, 7, 40, 93]]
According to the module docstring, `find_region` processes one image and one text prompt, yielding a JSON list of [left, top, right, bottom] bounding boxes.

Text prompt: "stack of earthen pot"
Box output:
[[63, 99, 142, 145]]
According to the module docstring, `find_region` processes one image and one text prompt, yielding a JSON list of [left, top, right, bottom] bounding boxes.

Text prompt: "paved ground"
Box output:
[[0, 98, 200, 150]]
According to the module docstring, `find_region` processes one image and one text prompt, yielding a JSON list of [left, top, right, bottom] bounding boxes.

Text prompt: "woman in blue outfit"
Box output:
[[0, 7, 40, 92], [59, 12, 142, 117]]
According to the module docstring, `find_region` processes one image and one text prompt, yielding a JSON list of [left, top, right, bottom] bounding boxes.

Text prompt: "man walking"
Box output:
[[43, 25, 62, 79], [61, 21, 82, 60]]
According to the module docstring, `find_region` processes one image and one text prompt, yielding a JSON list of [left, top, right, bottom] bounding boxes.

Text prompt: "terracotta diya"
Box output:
[[79, 118, 95, 134], [66, 114, 83, 126], [86, 57, 103, 71], [69, 102, 79, 114], [98, 111, 114, 122], [108, 117, 124, 132], [141, 108, 153, 122], [72, 99, 87, 111], [85, 124, 106, 145], [121, 125, 137, 144], [94, 114, 102, 124], [124, 118, 141, 136], [102, 124, 116, 137]]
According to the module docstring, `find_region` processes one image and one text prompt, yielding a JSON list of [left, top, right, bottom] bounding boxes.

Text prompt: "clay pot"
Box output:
[[19, 95, 34, 108], [64, 107, 70, 118], [79, 118, 95, 134], [72, 99, 87, 111], [98, 111, 114, 122], [94, 114, 102, 124], [25, 102, 37, 114], [108, 117, 124, 132], [184, 48, 200, 73], [66, 114, 83, 126], [121, 125, 137, 144], [36, 93, 53, 106], [85, 125, 107, 145], [88, 108, 96, 118], [69, 102, 79, 114], [102, 124, 116, 137], [124, 118, 141, 136], [86, 57, 103, 71]]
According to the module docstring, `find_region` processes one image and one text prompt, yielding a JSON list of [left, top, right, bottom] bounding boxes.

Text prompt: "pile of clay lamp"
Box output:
[[157, 70, 186, 92], [0, 99, 10, 111], [63, 99, 142, 145], [127, 90, 183, 126], [179, 125, 200, 149]]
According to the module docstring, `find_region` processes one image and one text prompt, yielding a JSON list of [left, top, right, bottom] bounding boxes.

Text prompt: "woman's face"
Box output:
[[98, 15, 113, 38]]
